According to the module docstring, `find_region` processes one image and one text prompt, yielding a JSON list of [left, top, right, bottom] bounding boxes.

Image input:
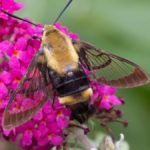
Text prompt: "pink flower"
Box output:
[[0, 95, 8, 109], [91, 81, 124, 110], [21, 129, 33, 146], [37, 124, 63, 146], [0, 0, 23, 20], [0, 83, 8, 98], [54, 22, 80, 39], [100, 95, 123, 110], [0, 71, 12, 85], [0, 40, 13, 55], [0, 71, 12, 108]]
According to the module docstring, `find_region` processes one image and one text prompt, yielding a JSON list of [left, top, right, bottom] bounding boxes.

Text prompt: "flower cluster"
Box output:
[[91, 81, 124, 110], [0, 0, 23, 19], [17, 101, 71, 149], [0, 0, 125, 149]]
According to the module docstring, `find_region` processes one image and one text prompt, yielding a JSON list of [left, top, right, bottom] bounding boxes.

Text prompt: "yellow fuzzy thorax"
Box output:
[[42, 25, 79, 75]]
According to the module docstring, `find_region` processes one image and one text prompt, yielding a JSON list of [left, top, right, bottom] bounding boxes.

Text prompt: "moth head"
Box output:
[[43, 25, 58, 37]]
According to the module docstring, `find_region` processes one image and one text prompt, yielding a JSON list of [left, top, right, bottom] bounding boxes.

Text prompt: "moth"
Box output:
[[1, 0, 149, 129]]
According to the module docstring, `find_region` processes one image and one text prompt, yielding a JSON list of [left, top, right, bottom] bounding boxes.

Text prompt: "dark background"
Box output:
[[7, 0, 150, 150]]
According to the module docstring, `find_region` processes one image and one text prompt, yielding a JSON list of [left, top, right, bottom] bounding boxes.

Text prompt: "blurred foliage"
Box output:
[[14, 0, 150, 150]]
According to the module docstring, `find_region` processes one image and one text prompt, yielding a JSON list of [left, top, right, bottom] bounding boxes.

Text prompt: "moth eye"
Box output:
[[45, 29, 57, 36], [45, 31, 51, 36]]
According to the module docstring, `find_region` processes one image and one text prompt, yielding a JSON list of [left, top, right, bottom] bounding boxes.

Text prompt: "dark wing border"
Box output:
[[73, 40, 150, 88]]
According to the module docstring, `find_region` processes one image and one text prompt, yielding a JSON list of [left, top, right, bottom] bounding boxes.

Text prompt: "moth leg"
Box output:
[[32, 36, 41, 40]]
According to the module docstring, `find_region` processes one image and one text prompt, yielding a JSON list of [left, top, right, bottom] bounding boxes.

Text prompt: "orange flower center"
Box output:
[[57, 110, 63, 117], [48, 133, 52, 140], [0, 99, 2, 105], [14, 104, 21, 112], [14, 77, 20, 83], [103, 95, 109, 101], [13, 50, 20, 57]]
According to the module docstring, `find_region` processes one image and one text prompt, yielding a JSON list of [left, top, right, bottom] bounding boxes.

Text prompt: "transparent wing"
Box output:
[[74, 41, 150, 88], [3, 53, 52, 129]]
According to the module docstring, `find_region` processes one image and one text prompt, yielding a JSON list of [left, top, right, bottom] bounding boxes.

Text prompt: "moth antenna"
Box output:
[[53, 0, 73, 23], [0, 9, 41, 27]]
